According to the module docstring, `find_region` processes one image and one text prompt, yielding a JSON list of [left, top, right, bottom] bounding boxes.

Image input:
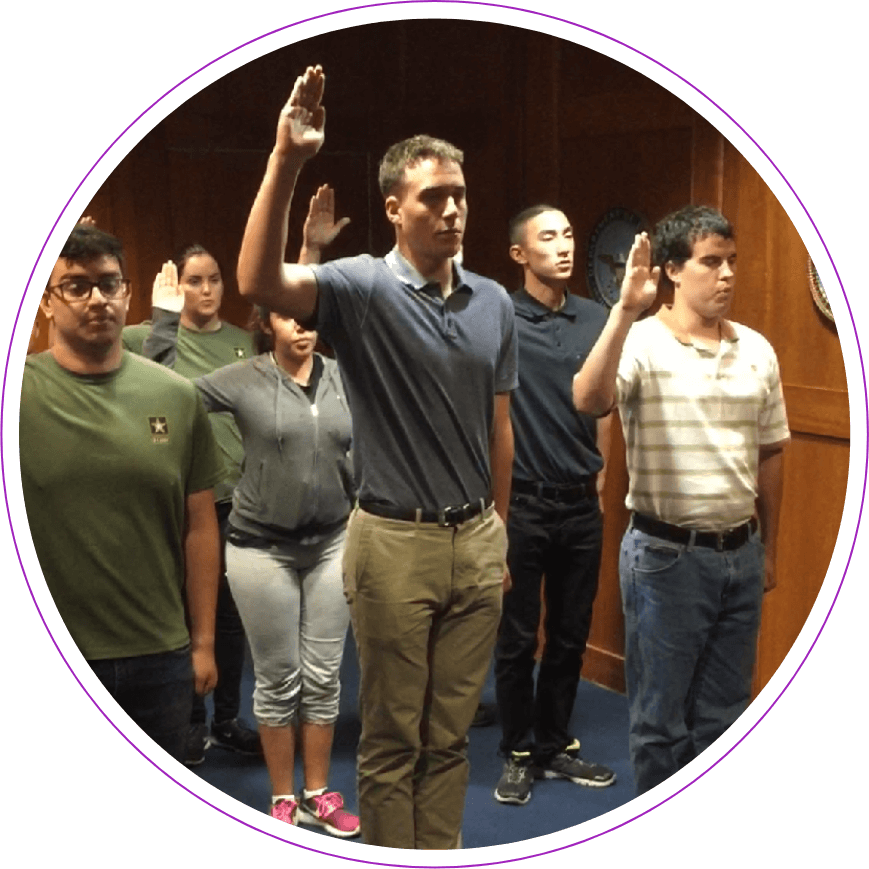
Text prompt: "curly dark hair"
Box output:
[[56, 225, 125, 275], [653, 206, 734, 268]]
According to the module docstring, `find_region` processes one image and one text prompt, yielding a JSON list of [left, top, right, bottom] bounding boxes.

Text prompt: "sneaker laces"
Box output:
[[506, 760, 530, 783], [271, 799, 298, 824], [311, 791, 344, 818]]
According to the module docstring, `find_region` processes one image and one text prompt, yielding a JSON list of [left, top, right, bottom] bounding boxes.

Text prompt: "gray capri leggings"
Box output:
[[225, 526, 350, 727]]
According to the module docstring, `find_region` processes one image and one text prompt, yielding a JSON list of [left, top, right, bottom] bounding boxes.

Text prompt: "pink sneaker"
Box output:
[[270, 798, 298, 826], [297, 791, 360, 838]]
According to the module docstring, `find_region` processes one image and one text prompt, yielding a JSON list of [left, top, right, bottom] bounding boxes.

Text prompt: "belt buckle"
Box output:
[[715, 530, 727, 551], [439, 504, 466, 527]]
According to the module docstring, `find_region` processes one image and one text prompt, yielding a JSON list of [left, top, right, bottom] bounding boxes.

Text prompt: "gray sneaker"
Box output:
[[494, 755, 534, 805], [539, 751, 616, 788]]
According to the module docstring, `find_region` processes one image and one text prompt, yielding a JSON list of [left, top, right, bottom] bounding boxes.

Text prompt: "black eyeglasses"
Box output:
[[47, 276, 132, 302]]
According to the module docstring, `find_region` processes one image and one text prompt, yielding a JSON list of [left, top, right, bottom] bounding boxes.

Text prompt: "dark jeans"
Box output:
[[90, 646, 193, 761], [495, 490, 603, 763], [190, 500, 246, 726]]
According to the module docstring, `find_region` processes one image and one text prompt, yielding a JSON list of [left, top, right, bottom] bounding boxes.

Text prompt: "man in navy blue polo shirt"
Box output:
[[493, 206, 617, 806], [236, 66, 517, 850]]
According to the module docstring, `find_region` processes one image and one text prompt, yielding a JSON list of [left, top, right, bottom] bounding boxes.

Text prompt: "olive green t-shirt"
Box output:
[[120, 321, 150, 355], [20, 351, 224, 660], [124, 318, 255, 504]]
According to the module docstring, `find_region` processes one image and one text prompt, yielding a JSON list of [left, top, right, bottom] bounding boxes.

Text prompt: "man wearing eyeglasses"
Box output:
[[20, 224, 225, 762]]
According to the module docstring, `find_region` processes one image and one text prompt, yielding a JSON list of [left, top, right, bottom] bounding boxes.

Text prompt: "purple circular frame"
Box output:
[[3, 2, 866, 865]]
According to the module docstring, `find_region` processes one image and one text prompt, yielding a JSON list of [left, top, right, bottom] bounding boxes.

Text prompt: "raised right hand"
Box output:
[[303, 184, 351, 251], [275, 65, 326, 159], [620, 232, 660, 315], [152, 260, 184, 312]]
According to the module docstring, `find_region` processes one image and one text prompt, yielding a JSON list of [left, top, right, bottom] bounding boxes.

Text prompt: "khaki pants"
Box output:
[[343, 505, 506, 849]]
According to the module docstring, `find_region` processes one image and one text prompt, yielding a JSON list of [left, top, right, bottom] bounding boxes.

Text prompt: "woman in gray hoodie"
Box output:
[[194, 307, 359, 837], [142, 187, 358, 835]]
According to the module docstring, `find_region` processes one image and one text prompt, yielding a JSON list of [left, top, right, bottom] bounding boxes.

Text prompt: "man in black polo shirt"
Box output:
[[493, 205, 616, 806]]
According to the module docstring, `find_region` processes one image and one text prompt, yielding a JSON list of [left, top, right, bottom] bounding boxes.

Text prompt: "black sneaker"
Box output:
[[184, 723, 210, 766], [209, 718, 262, 756], [494, 754, 534, 805], [471, 702, 497, 728], [538, 741, 616, 788]]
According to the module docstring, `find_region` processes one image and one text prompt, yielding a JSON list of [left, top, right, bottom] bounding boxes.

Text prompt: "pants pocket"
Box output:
[[341, 509, 368, 603]]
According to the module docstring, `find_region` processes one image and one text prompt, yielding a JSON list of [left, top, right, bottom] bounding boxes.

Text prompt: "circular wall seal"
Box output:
[[808, 256, 834, 323], [586, 207, 646, 307]]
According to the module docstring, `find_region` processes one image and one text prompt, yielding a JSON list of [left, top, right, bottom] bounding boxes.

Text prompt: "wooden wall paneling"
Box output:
[[106, 128, 174, 326], [558, 48, 694, 141], [521, 32, 561, 207], [80, 175, 115, 233], [754, 433, 849, 690], [560, 124, 694, 301], [583, 412, 630, 692], [784, 384, 849, 440], [690, 115, 724, 207]]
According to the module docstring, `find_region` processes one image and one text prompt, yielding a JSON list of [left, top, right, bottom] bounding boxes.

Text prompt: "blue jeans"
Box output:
[[619, 524, 765, 795], [495, 490, 603, 762], [89, 645, 193, 762]]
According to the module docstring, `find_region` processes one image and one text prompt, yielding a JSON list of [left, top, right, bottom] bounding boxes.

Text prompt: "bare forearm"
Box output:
[[237, 150, 313, 316], [595, 411, 613, 505], [573, 301, 638, 416], [757, 446, 785, 554], [184, 503, 220, 653], [490, 401, 514, 523], [596, 412, 613, 473]]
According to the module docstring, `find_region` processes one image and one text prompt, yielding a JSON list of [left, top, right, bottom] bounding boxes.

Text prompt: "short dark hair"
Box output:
[[378, 135, 464, 198], [508, 204, 562, 246], [174, 243, 223, 281], [652, 205, 734, 272], [56, 225, 125, 275]]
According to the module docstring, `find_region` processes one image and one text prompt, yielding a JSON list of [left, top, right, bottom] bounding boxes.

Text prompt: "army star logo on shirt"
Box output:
[[234, 347, 246, 358], [149, 416, 170, 443]]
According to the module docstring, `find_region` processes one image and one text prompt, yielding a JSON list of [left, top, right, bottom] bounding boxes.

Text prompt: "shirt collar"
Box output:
[[181, 319, 223, 334], [513, 286, 577, 321], [655, 307, 739, 348], [385, 247, 470, 294]]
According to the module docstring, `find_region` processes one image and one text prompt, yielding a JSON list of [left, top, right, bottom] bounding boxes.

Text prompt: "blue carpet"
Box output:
[[193, 634, 635, 848]]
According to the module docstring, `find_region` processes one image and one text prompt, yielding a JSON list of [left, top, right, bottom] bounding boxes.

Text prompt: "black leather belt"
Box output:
[[631, 513, 757, 551], [512, 477, 597, 501], [359, 499, 490, 527]]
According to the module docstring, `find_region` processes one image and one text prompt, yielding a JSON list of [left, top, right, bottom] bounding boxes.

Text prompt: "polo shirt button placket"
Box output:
[[444, 309, 457, 342]]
